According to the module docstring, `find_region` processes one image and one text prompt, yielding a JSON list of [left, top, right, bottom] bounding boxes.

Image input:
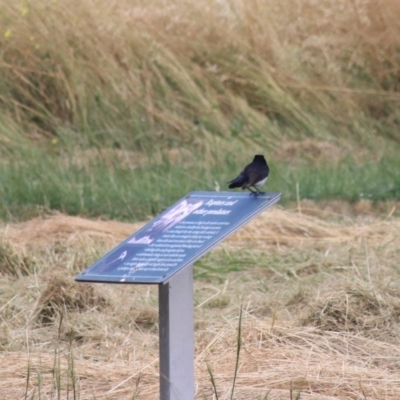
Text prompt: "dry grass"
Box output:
[[2, 200, 399, 248], [2, 0, 400, 151], [0, 203, 400, 398], [1, 211, 144, 248], [35, 273, 109, 325]]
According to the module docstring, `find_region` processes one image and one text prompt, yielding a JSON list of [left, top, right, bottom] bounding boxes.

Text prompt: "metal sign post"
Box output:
[[159, 265, 194, 400], [75, 191, 281, 400]]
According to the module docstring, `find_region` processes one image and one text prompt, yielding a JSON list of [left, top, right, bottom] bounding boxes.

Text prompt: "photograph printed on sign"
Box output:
[[83, 198, 204, 279], [88, 244, 137, 275], [128, 198, 204, 245]]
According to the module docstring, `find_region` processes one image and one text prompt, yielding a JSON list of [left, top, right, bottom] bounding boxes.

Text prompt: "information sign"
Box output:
[[75, 191, 281, 284]]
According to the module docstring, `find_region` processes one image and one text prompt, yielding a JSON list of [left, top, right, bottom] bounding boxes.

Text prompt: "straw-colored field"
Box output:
[[1, 202, 400, 399]]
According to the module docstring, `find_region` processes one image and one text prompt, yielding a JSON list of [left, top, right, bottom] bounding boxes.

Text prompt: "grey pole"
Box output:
[[158, 264, 195, 400]]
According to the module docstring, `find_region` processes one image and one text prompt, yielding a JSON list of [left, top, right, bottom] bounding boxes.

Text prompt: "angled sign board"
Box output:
[[75, 191, 281, 284]]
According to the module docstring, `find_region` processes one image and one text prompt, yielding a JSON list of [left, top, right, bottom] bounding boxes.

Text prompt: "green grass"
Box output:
[[279, 155, 400, 203], [1, 147, 400, 221]]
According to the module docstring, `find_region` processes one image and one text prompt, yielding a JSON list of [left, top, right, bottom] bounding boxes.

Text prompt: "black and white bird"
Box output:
[[228, 155, 269, 195]]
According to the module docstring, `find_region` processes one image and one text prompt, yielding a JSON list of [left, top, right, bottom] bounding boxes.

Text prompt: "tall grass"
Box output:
[[2, 0, 400, 149], [1, 0, 400, 219]]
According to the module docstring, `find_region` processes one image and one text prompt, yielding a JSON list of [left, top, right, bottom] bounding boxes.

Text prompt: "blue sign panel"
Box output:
[[75, 191, 281, 284]]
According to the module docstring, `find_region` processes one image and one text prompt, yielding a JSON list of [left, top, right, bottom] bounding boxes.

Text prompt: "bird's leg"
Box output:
[[254, 187, 266, 195], [247, 187, 258, 196]]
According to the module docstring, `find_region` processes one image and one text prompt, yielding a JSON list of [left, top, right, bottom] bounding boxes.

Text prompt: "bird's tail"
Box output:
[[228, 175, 246, 189]]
